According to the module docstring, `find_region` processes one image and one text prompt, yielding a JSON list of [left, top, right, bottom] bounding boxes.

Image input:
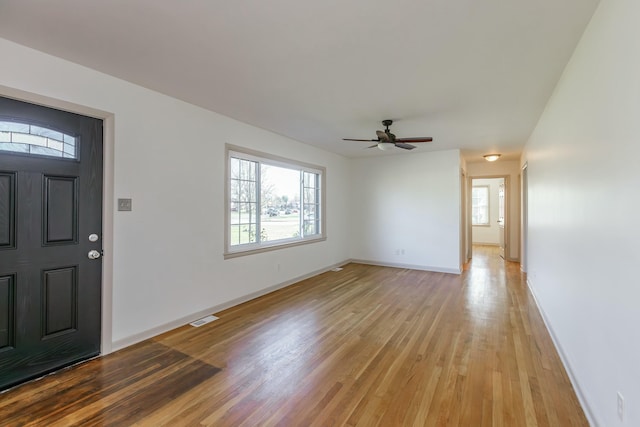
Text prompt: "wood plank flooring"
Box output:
[[0, 246, 588, 426]]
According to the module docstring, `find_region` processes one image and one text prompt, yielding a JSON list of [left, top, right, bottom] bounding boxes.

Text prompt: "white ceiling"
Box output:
[[0, 0, 599, 161]]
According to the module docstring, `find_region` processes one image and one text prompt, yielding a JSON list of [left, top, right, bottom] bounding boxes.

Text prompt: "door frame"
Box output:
[[520, 162, 528, 272], [468, 174, 510, 259], [1, 84, 115, 355], [460, 168, 468, 268]]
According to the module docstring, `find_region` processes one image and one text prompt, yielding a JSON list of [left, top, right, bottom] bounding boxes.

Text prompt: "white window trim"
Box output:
[[224, 144, 326, 259]]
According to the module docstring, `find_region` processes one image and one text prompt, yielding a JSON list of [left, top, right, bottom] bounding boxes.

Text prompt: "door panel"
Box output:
[[44, 175, 78, 244], [42, 266, 78, 338], [0, 96, 102, 390], [0, 274, 15, 350], [0, 172, 16, 249]]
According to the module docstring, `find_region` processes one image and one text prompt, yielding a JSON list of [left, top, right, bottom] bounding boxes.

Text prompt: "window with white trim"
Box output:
[[226, 146, 325, 256], [472, 186, 490, 225]]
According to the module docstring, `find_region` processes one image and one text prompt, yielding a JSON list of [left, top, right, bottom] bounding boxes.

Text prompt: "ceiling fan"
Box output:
[[343, 119, 433, 150]]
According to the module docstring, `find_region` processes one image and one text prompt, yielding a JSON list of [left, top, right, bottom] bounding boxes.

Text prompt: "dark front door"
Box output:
[[0, 96, 103, 391]]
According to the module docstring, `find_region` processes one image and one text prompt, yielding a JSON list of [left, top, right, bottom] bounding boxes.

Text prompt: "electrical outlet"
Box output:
[[617, 391, 624, 421], [401, 249, 405, 255]]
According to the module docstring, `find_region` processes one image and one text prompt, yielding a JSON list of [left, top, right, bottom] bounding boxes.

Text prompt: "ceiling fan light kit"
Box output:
[[483, 154, 501, 162], [343, 119, 433, 151]]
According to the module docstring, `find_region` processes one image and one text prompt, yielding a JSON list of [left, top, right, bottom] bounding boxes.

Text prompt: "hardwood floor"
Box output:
[[0, 246, 588, 426]]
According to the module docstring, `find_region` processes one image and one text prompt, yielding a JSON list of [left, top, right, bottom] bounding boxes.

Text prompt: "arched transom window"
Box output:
[[0, 120, 77, 159]]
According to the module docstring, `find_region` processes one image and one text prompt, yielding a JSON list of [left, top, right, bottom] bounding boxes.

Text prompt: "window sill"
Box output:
[[224, 236, 326, 259]]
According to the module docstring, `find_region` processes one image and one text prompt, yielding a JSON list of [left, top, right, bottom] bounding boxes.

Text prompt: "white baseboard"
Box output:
[[111, 258, 458, 353], [526, 278, 598, 427], [349, 259, 461, 275], [111, 260, 350, 353]]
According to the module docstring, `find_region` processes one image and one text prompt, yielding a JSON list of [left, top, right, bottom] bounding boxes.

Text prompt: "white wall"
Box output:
[[349, 150, 461, 273], [466, 160, 521, 261], [471, 178, 501, 245], [523, 0, 640, 425], [0, 38, 351, 348]]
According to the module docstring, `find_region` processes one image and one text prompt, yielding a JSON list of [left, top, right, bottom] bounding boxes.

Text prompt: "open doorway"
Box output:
[[470, 177, 508, 259]]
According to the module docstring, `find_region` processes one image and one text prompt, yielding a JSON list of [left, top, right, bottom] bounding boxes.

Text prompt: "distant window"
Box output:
[[472, 186, 490, 225], [0, 120, 77, 159], [226, 145, 325, 257]]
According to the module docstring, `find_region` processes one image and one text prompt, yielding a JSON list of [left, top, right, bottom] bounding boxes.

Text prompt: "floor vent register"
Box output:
[[190, 315, 219, 327]]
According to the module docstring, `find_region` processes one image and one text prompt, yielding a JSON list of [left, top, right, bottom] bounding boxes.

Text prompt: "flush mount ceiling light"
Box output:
[[483, 154, 501, 162]]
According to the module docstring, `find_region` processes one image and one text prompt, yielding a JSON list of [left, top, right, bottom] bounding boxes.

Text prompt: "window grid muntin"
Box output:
[[229, 157, 259, 246], [302, 171, 320, 237]]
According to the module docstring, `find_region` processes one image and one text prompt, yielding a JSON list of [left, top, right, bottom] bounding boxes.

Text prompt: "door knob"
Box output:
[[88, 250, 101, 260]]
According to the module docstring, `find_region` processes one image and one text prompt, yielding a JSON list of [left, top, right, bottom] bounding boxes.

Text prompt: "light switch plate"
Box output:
[[117, 198, 132, 211]]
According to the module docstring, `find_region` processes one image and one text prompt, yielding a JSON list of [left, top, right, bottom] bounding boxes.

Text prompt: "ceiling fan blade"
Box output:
[[395, 143, 416, 150], [394, 137, 433, 143], [376, 130, 390, 142], [343, 138, 377, 142]]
